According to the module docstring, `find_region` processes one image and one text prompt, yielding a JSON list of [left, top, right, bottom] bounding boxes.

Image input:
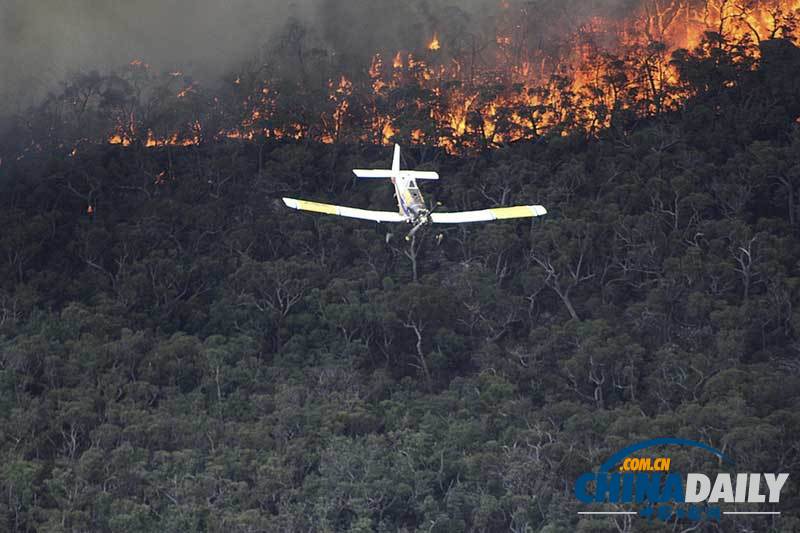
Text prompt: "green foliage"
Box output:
[[0, 35, 799, 533]]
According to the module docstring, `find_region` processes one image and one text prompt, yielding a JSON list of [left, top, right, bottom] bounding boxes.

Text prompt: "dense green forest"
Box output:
[[1, 33, 800, 532]]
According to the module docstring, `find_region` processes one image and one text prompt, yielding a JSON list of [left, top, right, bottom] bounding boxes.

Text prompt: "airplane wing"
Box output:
[[283, 198, 406, 223], [431, 205, 547, 224]]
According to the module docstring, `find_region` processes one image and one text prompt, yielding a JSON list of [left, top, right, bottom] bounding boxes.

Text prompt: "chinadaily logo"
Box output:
[[574, 438, 789, 522]]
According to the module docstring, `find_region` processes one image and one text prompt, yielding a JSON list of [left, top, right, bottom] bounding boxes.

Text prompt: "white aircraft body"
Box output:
[[283, 144, 547, 239]]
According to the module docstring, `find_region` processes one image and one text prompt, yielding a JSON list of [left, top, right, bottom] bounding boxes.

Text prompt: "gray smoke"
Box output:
[[0, 0, 315, 116], [0, 0, 635, 117]]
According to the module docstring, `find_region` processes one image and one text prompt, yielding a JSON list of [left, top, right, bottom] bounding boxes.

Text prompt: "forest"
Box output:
[[1, 6, 800, 532]]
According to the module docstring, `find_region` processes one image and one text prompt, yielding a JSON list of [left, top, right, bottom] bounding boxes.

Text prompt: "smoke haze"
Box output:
[[0, 0, 632, 117], [0, 0, 316, 115]]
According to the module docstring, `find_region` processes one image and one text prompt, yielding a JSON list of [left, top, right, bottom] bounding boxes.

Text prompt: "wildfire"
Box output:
[[89, 0, 800, 154], [176, 83, 196, 98], [108, 134, 130, 146], [381, 122, 396, 145]]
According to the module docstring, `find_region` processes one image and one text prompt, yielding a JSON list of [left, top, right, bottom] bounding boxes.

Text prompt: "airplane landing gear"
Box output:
[[405, 211, 431, 241]]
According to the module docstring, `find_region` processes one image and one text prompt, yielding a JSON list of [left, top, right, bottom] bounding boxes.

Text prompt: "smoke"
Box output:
[[0, 0, 314, 116], [0, 0, 638, 117]]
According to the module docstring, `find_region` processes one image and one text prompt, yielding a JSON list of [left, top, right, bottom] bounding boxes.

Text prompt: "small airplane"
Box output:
[[283, 144, 546, 240]]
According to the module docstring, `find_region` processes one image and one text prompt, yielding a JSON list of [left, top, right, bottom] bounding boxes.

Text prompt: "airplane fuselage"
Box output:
[[392, 176, 430, 223]]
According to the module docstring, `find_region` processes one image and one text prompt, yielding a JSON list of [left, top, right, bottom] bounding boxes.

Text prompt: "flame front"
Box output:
[[74, 0, 800, 154]]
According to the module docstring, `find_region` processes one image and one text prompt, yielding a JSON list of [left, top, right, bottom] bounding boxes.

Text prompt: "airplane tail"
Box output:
[[353, 144, 438, 180], [352, 169, 395, 178], [353, 170, 439, 180], [392, 143, 400, 174]]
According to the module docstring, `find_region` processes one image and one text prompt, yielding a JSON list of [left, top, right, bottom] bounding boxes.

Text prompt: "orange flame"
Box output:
[[100, 0, 800, 154]]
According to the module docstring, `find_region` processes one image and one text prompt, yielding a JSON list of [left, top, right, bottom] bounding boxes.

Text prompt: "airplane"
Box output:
[[282, 144, 547, 240]]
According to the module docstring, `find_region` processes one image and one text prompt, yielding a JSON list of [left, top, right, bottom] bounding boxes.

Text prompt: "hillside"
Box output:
[[1, 35, 800, 532]]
